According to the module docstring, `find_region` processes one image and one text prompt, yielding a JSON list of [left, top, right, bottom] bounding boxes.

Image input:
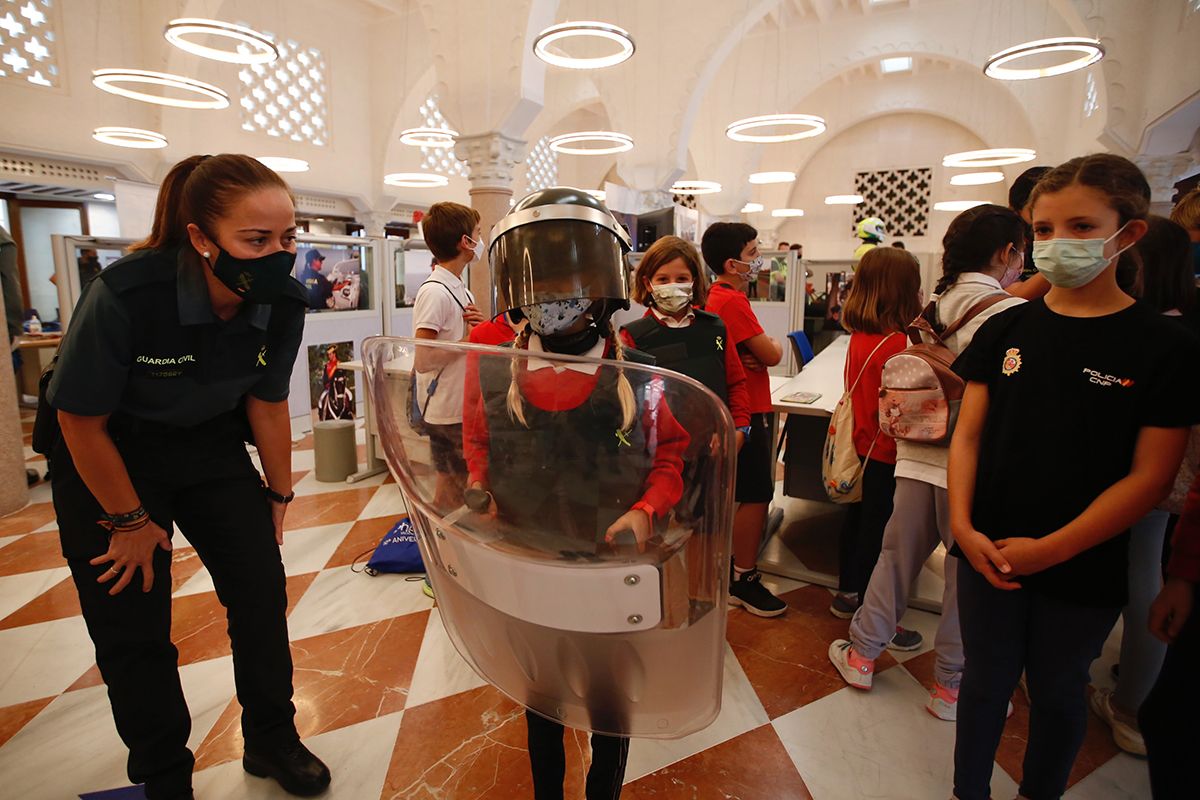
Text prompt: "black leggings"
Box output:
[[1140, 580, 1199, 799], [837, 457, 896, 597], [526, 710, 629, 800]]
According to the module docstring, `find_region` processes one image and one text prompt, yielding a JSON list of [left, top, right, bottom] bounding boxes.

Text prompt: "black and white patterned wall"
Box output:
[[853, 167, 933, 237]]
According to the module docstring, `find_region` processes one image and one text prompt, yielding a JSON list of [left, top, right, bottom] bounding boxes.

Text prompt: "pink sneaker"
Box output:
[[926, 682, 959, 720], [829, 639, 874, 689]]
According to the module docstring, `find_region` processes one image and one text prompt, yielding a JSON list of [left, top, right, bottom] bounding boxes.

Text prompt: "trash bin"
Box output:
[[313, 419, 357, 482]]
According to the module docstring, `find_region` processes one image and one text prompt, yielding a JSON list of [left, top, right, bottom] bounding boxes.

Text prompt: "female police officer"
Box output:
[[45, 154, 330, 799]]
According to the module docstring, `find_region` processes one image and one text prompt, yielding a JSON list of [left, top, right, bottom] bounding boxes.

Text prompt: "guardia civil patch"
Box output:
[[1001, 347, 1022, 376]]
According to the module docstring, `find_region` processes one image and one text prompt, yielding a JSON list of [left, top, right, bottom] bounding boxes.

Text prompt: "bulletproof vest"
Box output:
[[622, 311, 729, 403], [477, 347, 657, 546]]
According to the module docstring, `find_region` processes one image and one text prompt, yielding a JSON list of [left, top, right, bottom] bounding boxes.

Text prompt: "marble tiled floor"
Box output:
[[0, 412, 1150, 798]]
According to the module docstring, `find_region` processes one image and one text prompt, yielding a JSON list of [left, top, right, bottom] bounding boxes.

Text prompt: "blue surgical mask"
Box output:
[[1032, 224, 1132, 289]]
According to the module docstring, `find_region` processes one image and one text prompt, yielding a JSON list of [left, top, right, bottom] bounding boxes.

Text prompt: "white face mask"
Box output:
[[1032, 224, 1132, 289], [467, 235, 484, 262], [650, 282, 693, 314], [734, 256, 764, 280], [523, 298, 592, 336]]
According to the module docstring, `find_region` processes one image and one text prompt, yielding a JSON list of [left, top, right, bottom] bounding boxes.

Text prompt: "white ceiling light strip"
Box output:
[[727, 114, 826, 143], [671, 180, 721, 195], [164, 18, 279, 64], [548, 131, 634, 156], [824, 194, 864, 205], [934, 200, 988, 211], [741, 202, 764, 213], [749, 171, 796, 185], [533, 21, 635, 70], [400, 127, 458, 148], [942, 148, 1036, 168], [950, 171, 1005, 186], [92, 126, 169, 149], [384, 173, 450, 188], [92, 68, 229, 109], [984, 37, 1104, 81], [772, 208, 805, 217]]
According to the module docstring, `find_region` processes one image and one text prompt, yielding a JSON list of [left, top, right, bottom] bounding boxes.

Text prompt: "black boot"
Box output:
[[243, 740, 331, 797]]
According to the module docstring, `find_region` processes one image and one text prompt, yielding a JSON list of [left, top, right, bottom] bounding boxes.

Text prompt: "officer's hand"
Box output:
[[90, 521, 172, 595], [604, 508, 653, 553], [268, 499, 288, 546]]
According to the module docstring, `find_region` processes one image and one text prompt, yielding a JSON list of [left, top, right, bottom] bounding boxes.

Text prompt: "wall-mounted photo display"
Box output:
[[308, 341, 356, 422], [295, 244, 372, 312]]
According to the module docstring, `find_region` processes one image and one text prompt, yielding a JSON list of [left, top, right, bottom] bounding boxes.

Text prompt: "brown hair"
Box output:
[[1129, 215, 1196, 314], [1027, 154, 1151, 227], [631, 235, 709, 306], [1171, 187, 1200, 232], [841, 247, 922, 334], [424, 202, 481, 262], [937, 204, 1026, 295], [131, 154, 293, 252]]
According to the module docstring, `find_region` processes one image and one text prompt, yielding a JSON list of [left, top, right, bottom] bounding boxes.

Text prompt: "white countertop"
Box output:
[[770, 334, 848, 416]]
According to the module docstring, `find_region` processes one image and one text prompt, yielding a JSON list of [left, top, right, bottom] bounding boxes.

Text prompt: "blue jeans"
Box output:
[[953, 559, 1119, 800]]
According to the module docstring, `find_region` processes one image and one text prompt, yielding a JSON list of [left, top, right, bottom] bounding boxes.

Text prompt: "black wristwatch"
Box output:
[[264, 486, 295, 504]]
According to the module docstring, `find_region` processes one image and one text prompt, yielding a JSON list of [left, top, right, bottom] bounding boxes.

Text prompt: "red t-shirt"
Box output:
[[705, 283, 771, 414], [468, 318, 517, 346], [846, 331, 907, 464]]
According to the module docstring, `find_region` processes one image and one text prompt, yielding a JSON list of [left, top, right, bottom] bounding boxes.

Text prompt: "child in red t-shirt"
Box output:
[[701, 222, 786, 617], [829, 247, 922, 623]]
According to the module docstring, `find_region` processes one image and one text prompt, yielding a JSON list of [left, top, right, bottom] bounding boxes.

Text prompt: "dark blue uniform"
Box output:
[[46, 247, 307, 799]]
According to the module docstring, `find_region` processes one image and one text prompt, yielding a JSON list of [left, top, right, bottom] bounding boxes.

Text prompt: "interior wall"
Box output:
[[776, 113, 1007, 266]]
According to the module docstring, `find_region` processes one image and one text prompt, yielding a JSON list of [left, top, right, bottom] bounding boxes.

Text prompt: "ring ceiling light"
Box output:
[[984, 37, 1104, 81], [772, 208, 805, 217], [726, 114, 826, 143], [824, 194, 864, 205], [942, 148, 1036, 168], [934, 200, 988, 211], [741, 202, 764, 213], [92, 68, 230, 109], [164, 18, 279, 65], [950, 171, 1005, 186], [749, 171, 796, 185], [400, 127, 458, 148], [533, 21, 635, 70], [384, 172, 450, 188], [257, 156, 310, 173], [93, 193, 116, 201], [92, 126, 168, 149], [549, 131, 634, 156], [671, 180, 721, 195]]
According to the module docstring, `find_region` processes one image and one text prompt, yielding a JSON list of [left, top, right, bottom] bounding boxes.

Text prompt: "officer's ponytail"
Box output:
[[131, 153, 292, 252]]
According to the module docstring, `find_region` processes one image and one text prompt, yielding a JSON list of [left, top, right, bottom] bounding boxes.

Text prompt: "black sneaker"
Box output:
[[244, 740, 331, 797], [729, 568, 787, 617]]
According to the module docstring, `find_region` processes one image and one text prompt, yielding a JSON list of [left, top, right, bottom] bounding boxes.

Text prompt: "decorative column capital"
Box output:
[[453, 133, 526, 192], [1134, 154, 1196, 205], [354, 210, 394, 237]]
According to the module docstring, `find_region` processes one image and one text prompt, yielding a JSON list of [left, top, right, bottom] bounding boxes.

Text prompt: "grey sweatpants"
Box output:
[[1112, 509, 1169, 715], [849, 477, 963, 688]]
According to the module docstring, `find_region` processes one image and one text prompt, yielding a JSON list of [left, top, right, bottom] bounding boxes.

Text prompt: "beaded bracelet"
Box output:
[[99, 505, 150, 534]]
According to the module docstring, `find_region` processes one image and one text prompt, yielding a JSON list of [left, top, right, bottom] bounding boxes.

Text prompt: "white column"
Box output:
[[354, 210, 395, 238], [1135, 154, 1196, 216], [454, 133, 526, 318]]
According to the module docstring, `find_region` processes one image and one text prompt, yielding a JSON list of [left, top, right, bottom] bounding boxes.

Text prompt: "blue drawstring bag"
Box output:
[[364, 517, 425, 575]]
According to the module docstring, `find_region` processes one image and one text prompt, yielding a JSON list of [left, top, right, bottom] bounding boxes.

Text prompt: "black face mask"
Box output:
[[206, 244, 296, 304]]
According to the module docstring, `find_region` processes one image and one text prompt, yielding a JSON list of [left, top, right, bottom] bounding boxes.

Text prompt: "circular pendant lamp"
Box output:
[[548, 131, 634, 156], [400, 127, 458, 148], [92, 69, 229, 109], [384, 173, 450, 188], [92, 126, 168, 149], [942, 148, 1036, 168], [984, 37, 1104, 81], [726, 114, 826, 143], [164, 18, 279, 64], [533, 21, 635, 70], [257, 157, 310, 173]]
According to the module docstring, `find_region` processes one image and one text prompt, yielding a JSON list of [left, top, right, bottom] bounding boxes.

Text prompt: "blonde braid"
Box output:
[[608, 319, 636, 433], [506, 326, 532, 428]]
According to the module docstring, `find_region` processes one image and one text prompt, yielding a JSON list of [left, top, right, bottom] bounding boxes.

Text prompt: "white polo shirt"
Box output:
[[412, 266, 474, 425]]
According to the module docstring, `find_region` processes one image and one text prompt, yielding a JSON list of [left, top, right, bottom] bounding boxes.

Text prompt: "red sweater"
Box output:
[[461, 341, 689, 519], [618, 309, 751, 428], [846, 331, 907, 464], [1170, 470, 1200, 582], [468, 318, 517, 346]]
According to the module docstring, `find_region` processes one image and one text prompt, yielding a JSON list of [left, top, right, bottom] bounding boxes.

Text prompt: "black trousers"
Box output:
[[837, 457, 896, 597], [526, 710, 629, 800], [50, 417, 298, 799], [953, 559, 1119, 800], [1139, 580, 1199, 799]]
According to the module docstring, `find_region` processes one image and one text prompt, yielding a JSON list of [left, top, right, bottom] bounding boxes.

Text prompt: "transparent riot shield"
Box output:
[[363, 336, 736, 738]]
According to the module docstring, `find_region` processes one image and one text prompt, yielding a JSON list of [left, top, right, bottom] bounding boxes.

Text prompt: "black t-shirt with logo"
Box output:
[[953, 298, 1200, 607]]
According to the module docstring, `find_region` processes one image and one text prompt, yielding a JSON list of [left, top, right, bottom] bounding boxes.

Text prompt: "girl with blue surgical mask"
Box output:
[[946, 154, 1200, 800]]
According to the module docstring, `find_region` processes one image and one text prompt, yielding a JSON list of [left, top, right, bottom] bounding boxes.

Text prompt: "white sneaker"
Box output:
[[925, 683, 1014, 722], [1089, 688, 1146, 756], [828, 639, 874, 690]]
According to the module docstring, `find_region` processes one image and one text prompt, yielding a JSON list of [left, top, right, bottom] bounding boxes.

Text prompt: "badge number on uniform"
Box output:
[[1001, 347, 1021, 376]]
